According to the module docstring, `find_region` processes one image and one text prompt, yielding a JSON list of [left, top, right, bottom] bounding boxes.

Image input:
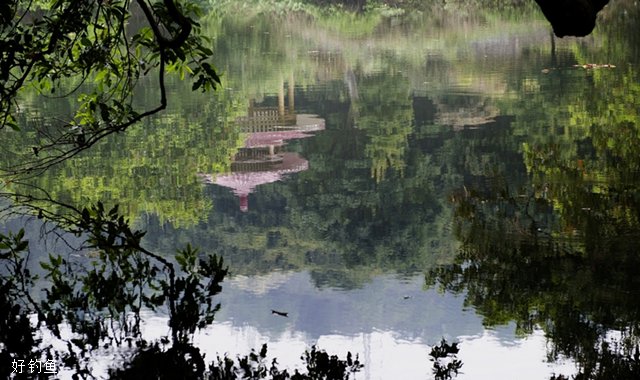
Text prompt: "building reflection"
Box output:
[[202, 78, 324, 211]]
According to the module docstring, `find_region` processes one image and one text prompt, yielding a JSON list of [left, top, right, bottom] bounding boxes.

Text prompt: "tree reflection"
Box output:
[[427, 62, 640, 379], [429, 177, 640, 377], [0, 205, 363, 379]]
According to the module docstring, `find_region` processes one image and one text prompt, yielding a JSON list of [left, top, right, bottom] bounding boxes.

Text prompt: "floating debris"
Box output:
[[271, 309, 288, 317], [542, 64, 616, 74], [572, 63, 616, 69]]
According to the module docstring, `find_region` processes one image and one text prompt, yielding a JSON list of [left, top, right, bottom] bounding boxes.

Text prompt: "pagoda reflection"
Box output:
[[202, 78, 325, 211]]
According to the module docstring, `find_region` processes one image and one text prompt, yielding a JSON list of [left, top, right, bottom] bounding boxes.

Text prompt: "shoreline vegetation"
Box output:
[[201, 0, 543, 19]]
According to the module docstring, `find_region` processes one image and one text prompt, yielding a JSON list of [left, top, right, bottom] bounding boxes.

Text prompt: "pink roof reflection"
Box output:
[[245, 131, 314, 148], [202, 153, 308, 212], [201, 114, 324, 211], [206, 152, 308, 195]]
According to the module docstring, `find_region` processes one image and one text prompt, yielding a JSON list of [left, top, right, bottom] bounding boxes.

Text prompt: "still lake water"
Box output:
[[9, 2, 640, 379]]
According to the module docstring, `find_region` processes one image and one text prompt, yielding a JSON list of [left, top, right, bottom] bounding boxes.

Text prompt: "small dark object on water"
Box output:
[[403, 295, 412, 300], [271, 309, 288, 317]]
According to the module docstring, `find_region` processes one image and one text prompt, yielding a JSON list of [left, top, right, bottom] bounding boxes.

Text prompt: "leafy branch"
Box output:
[[0, 0, 221, 178]]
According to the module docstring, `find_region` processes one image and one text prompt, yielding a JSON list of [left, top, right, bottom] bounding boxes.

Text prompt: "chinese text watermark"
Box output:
[[11, 358, 58, 375]]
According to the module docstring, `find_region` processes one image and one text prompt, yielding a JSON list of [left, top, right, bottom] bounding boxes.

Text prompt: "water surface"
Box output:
[[9, 2, 640, 378]]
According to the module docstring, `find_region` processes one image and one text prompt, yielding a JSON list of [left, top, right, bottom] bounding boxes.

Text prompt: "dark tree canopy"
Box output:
[[534, 0, 610, 37]]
